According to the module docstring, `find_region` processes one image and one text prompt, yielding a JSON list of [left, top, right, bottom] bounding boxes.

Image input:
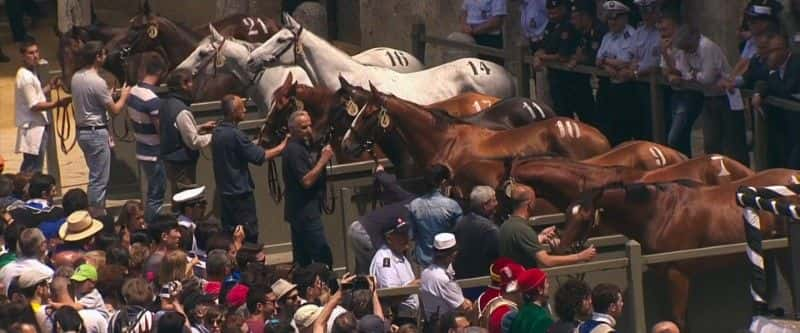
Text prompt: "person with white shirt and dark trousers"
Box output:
[[369, 218, 419, 325], [419, 233, 473, 324], [15, 40, 71, 173]]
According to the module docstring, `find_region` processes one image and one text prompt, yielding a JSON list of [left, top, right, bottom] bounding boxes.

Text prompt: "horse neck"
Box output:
[[160, 20, 202, 67], [384, 98, 444, 167], [594, 189, 652, 241], [519, 162, 631, 208], [298, 30, 363, 88], [226, 45, 256, 84]]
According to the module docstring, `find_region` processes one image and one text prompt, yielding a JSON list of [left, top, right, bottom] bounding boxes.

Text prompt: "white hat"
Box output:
[[293, 304, 322, 328], [59, 210, 104, 242], [270, 278, 297, 301], [172, 185, 206, 204], [603, 0, 630, 13], [18, 268, 53, 289], [433, 233, 457, 251]]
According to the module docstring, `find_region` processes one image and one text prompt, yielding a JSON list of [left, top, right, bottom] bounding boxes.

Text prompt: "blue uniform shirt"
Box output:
[[463, 0, 507, 34], [520, 0, 548, 41], [632, 23, 661, 72], [597, 25, 636, 64], [408, 191, 463, 267]]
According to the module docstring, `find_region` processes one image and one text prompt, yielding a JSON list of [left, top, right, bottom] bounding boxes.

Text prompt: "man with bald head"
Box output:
[[282, 110, 334, 267], [498, 184, 596, 268], [651, 321, 680, 333], [212, 94, 288, 244]]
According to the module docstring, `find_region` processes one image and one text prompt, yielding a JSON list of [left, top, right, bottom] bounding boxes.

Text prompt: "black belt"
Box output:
[[77, 125, 107, 131]]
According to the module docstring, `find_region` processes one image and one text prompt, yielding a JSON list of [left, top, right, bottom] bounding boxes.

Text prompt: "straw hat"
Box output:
[[59, 210, 104, 242]]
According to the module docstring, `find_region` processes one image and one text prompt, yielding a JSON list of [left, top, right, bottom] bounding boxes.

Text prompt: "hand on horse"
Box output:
[[538, 226, 557, 243], [577, 245, 597, 262]]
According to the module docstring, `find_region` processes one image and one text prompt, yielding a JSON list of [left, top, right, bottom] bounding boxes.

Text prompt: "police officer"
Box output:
[[461, 0, 508, 64], [532, 0, 582, 118], [521, 0, 549, 52], [369, 218, 419, 325], [626, 0, 663, 140], [596, 0, 640, 145], [569, 0, 606, 127]]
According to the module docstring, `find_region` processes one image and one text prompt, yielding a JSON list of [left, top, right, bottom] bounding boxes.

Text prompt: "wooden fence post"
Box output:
[[411, 24, 426, 64], [41, 67, 62, 195], [626, 240, 647, 333], [339, 187, 355, 273], [649, 74, 666, 144], [753, 110, 768, 171], [514, 46, 531, 98]]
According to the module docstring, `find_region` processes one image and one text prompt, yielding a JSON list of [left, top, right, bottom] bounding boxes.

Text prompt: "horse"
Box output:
[[57, 24, 128, 92], [341, 84, 610, 173], [246, 13, 516, 105], [583, 141, 688, 171], [557, 169, 800, 329]]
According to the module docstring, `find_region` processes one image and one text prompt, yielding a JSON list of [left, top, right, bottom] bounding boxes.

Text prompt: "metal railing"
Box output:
[[410, 23, 800, 171]]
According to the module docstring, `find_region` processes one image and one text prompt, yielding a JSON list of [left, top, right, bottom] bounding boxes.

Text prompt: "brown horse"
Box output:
[[557, 169, 799, 329], [341, 84, 610, 172], [583, 141, 687, 171]]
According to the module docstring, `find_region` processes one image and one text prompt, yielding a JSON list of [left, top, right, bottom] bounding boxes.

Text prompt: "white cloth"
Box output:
[[0, 258, 54, 295], [370, 245, 419, 317], [15, 67, 48, 155], [677, 35, 731, 96], [420, 263, 464, 319]]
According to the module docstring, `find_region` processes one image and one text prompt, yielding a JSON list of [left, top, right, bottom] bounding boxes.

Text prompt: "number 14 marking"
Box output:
[[468, 61, 491, 75]]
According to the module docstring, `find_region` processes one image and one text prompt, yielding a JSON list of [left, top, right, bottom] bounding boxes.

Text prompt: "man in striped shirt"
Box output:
[[127, 58, 166, 223]]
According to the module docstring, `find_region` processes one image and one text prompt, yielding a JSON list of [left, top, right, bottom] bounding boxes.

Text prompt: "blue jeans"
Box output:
[[20, 127, 48, 173], [667, 90, 705, 157], [77, 128, 111, 208], [140, 159, 166, 223], [289, 217, 333, 268]]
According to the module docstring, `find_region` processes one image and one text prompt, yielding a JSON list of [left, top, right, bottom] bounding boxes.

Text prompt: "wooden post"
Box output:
[[513, 46, 531, 98], [649, 74, 666, 144], [753, 109, 768, 171], [40, 67, 62, 195], [411, 23, 426, 64], [339, 187, 355, 273], [626, 240, 647, 333]]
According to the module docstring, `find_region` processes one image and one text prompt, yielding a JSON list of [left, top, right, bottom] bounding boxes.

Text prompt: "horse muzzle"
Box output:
[[246, 57, 272, 72]]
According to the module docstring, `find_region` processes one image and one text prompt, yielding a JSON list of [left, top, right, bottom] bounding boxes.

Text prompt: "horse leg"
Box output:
[[666, 266, 691, 331]]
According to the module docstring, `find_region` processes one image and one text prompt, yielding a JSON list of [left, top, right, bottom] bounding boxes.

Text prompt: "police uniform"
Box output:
[[463, 0, 508, 63], [571, 0, 606, 127], [541, 0, 585, 118], [173, 186, 206, 257], [596, 0, 641, 145], [630, 0, 663, 140], [521, 0, 549, 50], [369, 219, 418, 322]]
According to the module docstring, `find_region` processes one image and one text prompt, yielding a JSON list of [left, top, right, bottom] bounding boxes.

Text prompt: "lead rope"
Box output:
[[54, 89, 78, 154], [267, 158, 283, 203], [322, 125, 336, 214]]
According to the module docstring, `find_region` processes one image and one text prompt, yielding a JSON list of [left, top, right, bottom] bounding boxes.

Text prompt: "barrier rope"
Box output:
[[54, 89, 78, 154]]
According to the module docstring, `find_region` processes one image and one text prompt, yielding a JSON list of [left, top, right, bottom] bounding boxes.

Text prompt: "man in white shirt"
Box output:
[[369, 218, 419, 324], [15, 40, 71, 173], [419, 233, 473, 321], [0, 228, 53, 295]]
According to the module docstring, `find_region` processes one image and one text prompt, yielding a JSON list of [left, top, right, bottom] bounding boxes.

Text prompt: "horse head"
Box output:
[[177, 24, 242, 77], [558, 190, 606, 254], [341, 82, 392, 157], [247, 13, 303, 71], [57, 34, 85, 92], [260, 72, 300, 146]]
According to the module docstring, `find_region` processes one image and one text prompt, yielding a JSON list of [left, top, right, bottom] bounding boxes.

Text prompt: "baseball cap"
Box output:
[[70, 264, 98, 283]]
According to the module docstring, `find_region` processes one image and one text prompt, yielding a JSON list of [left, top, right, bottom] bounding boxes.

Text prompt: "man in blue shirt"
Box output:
[[461, 0, 508, 63], [408, 165, 462, 267], [211, 95, 287, 244]]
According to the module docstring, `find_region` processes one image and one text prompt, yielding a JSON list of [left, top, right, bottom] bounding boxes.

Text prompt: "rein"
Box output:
[[320, 125, 337, 215], [54, 89, 78, 154]]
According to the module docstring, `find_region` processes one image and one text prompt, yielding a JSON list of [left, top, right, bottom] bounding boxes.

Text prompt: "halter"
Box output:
[[193, 37, 227, 78], [260, 26, 305, 68]]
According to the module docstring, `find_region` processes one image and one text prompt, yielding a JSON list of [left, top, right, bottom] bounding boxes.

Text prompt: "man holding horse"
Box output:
[[498, 184, 596, 268], [282, 110, 334, 268], [212, 95, 288, 245]]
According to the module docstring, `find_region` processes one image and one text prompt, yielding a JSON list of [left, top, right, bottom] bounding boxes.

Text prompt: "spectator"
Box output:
[[0, 228, 53, 295], [453, 185, 500, 281], [461, 0, 507, 63], [15, 40, 71, 173], [409, 165, 463, 267], [568, 0, 605, 127], [753, 33, 800, 168], [116, 200, 145, 234], [246, 286, 278, 333], [213, 95, 288, 244], [10, 173, 64, 229], [369, 218, 419, 325], [723, 0, 782, 90], [52, 308, 87, 333], [143, 215, 183, 280], [576, 283, 624, 333], [173, 186, 208, 255], [157, 311, 188, 332], [45, 276, 108, 333], [477, 258, 524, 333], [0, 223, 23, 270], [108, 278, 155, 333], [419, 233, 473, 322], [271, 278, 302, 325], [348, 163, 414, 274], [533, 0, 593, 119], [596, 0, 640, 145], [71, 41, 131, 211], [509, 268, 552, 333], [5, 0, 41, 43], [64, 264, 107, 316], [521, 0, 548, 52], [160, 68, 214, 196], [40, 188, 88, 243], [158, 250, 194, 286], [18, 268, 52, 315], [282, 110, 334, 268], [56, 210, 104, 255], [744, 31, 782, 166], [651, 321, 680, 333], [549, 279, 592, 333], [127, 56, 167, 223], [627, 0, 663, 140], [498, 184, 595, 268], [673, 25, 749, 164], [438, 309, 471, 333], [205, 249, 232, 299]]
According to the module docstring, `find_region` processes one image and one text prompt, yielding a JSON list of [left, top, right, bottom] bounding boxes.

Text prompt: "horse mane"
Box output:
[[155, 16, 201, 42], [428, 108, 471, 126], [578, 179, 702, 206]]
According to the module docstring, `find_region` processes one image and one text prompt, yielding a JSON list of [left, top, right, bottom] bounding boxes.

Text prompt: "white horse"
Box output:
[[246, 14, 516, 105], [177, 25, 313, 114], [353, 47, 425, 73]]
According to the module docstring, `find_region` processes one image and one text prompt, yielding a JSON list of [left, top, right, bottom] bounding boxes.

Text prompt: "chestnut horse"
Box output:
[[341, 84, 610, 171], [558, 169, 799, 329], [583, 141, 688, 170]]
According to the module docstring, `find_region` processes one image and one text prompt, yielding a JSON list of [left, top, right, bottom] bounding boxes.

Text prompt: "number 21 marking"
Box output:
[[242, 17, 268, 36]]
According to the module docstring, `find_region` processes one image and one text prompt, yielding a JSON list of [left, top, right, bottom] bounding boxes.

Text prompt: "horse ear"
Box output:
[[209, 24, 223, 42], [283, 13, 300, 29], [369, 82, 379, 95], [338, 75, 352, 89], [283, 72, 294, 87]]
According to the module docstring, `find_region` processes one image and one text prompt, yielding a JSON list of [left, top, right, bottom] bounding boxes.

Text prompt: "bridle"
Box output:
[[193, 37, 228, 78], [255, 26, 305, 69]]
